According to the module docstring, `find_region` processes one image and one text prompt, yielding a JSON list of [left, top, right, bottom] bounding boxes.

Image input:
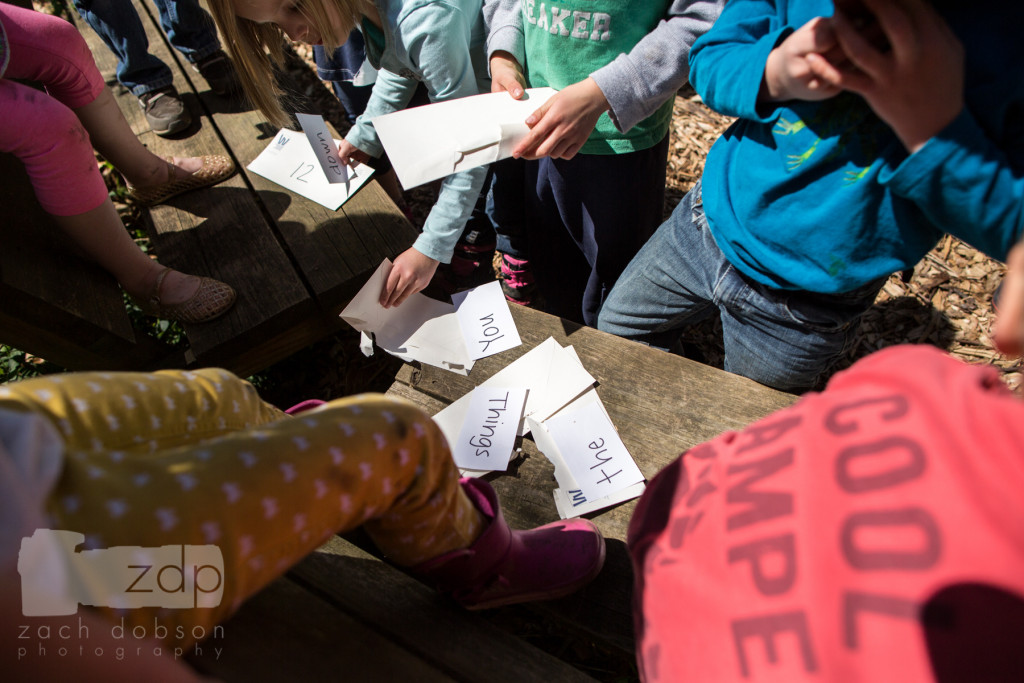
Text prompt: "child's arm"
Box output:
[[375, 4, 490, 308], [342, 69, 422, 163], [691, 0, 841, 121], [511, 0, 724, 160], [804, 0, 962, 154], [810, 0, 1024, 264], [483, 0, 526, 97]]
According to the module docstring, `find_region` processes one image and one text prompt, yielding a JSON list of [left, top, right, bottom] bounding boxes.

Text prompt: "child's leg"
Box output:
[[154, 0, 221, 64], [528, 137, 669, 326], [2, 371, 483, 646], [718, 276, 885, 392], [0, 79, 109, 218], [1, 4, 223, 197], [597, 180, 720, 346], [71, 0, 172, 96]]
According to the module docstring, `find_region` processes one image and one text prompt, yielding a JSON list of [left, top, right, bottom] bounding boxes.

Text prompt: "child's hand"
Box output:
[[807, 0, 964, 153], [994, 242, 1024, 357], [512, 78, 609, 160], [337, 139, 371, 167], [379, 247, 439, 308], [490, 51, 526, 99], [762, 16, 844, 104]]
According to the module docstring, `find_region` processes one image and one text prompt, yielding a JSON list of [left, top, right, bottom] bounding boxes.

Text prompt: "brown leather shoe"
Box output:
[[127, 155, 236, 206], [138, 267, 237, 324]]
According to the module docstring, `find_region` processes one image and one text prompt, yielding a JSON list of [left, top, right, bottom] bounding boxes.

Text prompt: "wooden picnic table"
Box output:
[[1, 0, 415, 377], [190, 303, 797, 680]]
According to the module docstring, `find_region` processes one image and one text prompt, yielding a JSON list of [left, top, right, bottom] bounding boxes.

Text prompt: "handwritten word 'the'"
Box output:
[[589, 438, 622, 485]]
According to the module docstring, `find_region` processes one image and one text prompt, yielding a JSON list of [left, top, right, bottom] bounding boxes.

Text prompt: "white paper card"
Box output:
[[247, 128, 373, 209], [553, 482, 647, 519], [374, 88, 558, 189], [339, 260, 474, 374], [452, 281, 522, 360], [432, 337, 595, 447], [296, 113, 348, 184], [451, 387, 528, 471], [542, 400, 645, 499]]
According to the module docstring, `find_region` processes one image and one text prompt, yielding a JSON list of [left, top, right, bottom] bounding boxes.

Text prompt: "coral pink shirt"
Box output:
[[630, 345, 1024, 682]]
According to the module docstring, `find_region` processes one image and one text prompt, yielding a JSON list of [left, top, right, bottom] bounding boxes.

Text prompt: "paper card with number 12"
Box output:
[[247, 127, 374, 209]]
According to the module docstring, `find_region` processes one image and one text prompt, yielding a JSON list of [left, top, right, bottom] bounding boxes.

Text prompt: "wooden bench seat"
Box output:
[[187, 304, 796, 680], [1, 0, 415, 378]]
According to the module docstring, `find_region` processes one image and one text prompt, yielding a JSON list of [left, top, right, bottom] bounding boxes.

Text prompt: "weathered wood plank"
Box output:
[[182, 1, 418, 317], [77, 3, 321, 373], [385, 304, 798, 653], [188, 576, 457, 682], [0, 152, 179, 370], [287, 536, 598, 682]]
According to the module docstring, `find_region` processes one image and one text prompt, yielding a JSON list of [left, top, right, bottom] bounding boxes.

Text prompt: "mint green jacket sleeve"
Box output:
[[346, 1, 488, 264]]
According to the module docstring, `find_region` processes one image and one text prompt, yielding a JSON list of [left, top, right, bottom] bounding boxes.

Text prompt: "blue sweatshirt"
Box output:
[[690, 1, 1024, 293]]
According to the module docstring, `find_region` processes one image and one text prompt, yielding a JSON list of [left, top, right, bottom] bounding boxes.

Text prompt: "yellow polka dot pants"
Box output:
[[0, 368, 483, 646]]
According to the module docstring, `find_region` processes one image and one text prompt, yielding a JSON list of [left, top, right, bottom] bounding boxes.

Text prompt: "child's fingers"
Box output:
[[863, 0, 918, 52], [492, 70, 525, 98], [379, 270, 400, 308], [513, 102, 553, 158], [830, 5, 893, 83]]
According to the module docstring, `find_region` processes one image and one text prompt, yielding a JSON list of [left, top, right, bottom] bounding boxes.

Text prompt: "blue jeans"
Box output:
[[313, 34, 372, 127], [597, 181, 885, 392], [73, 0, 220, 96]]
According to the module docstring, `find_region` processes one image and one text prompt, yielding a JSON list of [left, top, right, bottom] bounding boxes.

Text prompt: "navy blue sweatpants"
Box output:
[[488, 134, 669, 326]]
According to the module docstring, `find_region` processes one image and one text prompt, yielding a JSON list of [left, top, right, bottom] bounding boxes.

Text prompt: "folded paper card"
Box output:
[[339, 260, 474, 374], [528, 389, 646, 518], [452, 280, 522, 360], [373, 88, 558, 189], [451, 387, 528, 471], [247, 127, 373, 209], [296, 113, 348, 185], [542, 398, 645, 496], [433, 337, 595, 478]]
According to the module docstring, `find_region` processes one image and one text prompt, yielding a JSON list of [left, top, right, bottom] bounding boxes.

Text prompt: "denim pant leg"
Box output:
[[74, 0, 172, 95], [313, 35, 373, 126], [155, 0, 221, 64], [597, 181, 721, 347], [716, 274, 884, 392]]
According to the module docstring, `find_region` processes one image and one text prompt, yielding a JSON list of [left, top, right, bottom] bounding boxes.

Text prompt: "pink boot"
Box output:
[[413, 477, 606, 609], [285, 399, 326, 415]]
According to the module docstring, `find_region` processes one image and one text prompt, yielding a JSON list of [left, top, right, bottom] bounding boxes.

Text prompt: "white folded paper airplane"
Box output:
[[373, 87, 558, 189]]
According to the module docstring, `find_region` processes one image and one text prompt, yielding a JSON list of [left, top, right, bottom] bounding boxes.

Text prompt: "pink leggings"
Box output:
[[0, 4, 109, 216]]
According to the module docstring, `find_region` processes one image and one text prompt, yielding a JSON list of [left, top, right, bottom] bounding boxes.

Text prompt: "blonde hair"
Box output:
[[208, 0, 364, 128]]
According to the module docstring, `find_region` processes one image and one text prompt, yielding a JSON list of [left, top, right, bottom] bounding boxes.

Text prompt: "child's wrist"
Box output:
[[760, 49, 786, 104]]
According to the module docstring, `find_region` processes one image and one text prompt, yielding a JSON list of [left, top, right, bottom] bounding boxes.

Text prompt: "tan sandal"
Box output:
[[140, 267, 237, 324], [127, 154, 236, 206]]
